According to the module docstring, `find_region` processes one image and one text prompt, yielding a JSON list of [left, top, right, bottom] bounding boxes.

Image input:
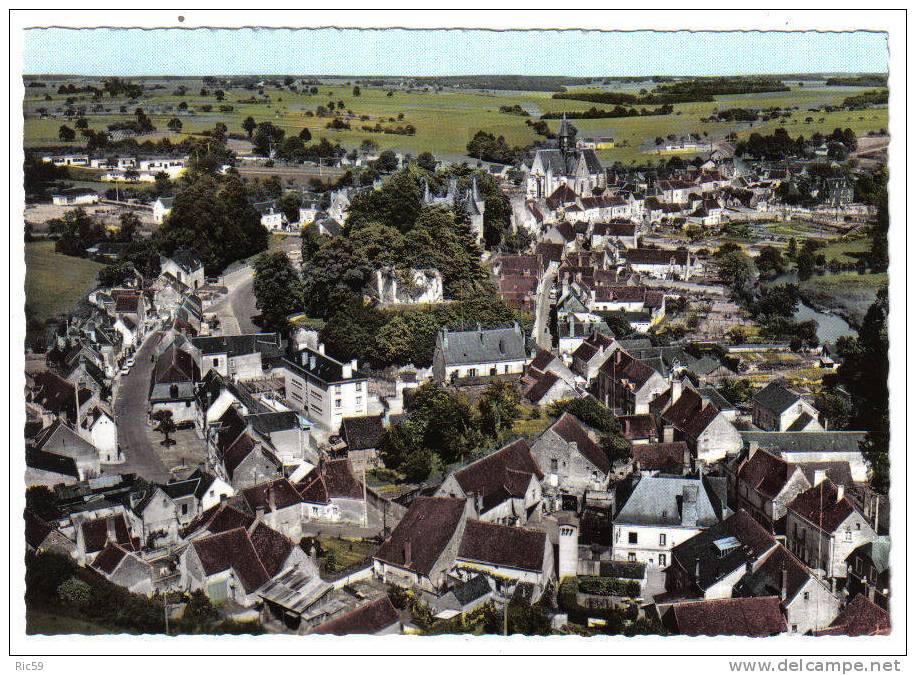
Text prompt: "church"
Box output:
[[526, 115, 605, 200]]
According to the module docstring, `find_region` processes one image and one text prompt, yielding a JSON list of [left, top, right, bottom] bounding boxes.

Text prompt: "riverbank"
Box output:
[[798, 271, 886, 330]]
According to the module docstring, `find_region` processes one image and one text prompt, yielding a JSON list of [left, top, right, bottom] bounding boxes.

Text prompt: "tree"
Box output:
[[26, 486, 59, 521], [352, 85, 361, 96], [374, 150, 400, 173], [298, 127, 312, 142], [58, 125, 76, 142], [300, 223, 324, 265], [253, 251, 302, 332], [814, 389, 853, 430], [301, 237, 373, 318], [718, 377, 755, 405], [416, 151, 437, 172], [786, 236, 798, 261], [477, 381, 521, 438], [118, 211, 140, 242], [214, 89, 225, 101], [167, 117, 183, 133], [153, 410, 177, 447], [253, 122, 285, 156], [715, 249, 755, 293], [549, 397, 619, 434], [242, 116, 257, 138], [601, 432, 632, 465], [74, 117, 89, 130], [755, 245, 785, 277]]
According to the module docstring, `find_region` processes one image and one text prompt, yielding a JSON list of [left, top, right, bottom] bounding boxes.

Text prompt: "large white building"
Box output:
[[280, 345, 370, 433]]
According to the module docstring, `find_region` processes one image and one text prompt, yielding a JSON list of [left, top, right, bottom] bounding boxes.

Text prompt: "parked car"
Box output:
[[126, 357, 136, 368], [120, 366, 130, 376]]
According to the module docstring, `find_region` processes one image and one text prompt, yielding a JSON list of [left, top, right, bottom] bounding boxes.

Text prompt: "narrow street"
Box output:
[[533, 265, 558, 349], [110, 330, 171, 483]]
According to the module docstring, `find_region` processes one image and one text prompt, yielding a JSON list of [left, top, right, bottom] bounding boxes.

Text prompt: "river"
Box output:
[[764, 272, 856, 345]]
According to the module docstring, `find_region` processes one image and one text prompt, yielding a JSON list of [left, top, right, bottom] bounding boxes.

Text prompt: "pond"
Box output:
[[764, 272, 856, 344]]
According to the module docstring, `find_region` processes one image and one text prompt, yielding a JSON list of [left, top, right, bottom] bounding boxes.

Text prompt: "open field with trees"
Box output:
[[24, 239, 104, 322], [23, 76, 888, 165]]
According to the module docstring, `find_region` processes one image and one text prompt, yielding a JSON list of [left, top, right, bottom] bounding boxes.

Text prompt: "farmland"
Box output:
[[24, 239, 104, 322], [23, 77, 888, 165]]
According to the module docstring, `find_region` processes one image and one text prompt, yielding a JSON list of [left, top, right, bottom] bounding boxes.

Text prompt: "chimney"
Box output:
[[812, 469, 827, 486], [255, 505, 266, 520], [681, 485, 698, 527], [836, 484, 845, 503], [403, 541, 412, 567], [695, 557, 701, 580], [671, 377, 683, 405], [350, 358, 358, 372], [220, 493, 228, 505], [106, 517, 117, 543], [873, 494, 880, 532], [748, 441, 760, 459], [317, 343, 325, 355], [475, 492, 484, 515], [268, 483, 276, 513], [780, 567, 788, 601], [309, 355, 317, 370], [663, 425, 675, 443], [683, 445, 693, 473], [342, 363, 353, 379]]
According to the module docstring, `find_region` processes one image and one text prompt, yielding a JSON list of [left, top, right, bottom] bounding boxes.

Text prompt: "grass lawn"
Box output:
[[799, 272, 886, 326], [818, 237, 871, 264], [317, 536, 377, 574], [511, 407, 554, 437], [26, 607, 124, 635], [25, 240, 105, 322], [24, 80, 889, 166]]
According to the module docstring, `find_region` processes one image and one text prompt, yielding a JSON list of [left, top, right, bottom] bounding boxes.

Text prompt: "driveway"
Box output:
[[110, 331, 171, 483]]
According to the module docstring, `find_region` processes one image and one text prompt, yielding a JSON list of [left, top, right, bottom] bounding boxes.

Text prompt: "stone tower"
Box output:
[[558, 515, 579, 580]]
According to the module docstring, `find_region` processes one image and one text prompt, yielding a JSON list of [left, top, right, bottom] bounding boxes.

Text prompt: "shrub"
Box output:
[[57, 577, 92, 608], [577, 576, 641, 598]]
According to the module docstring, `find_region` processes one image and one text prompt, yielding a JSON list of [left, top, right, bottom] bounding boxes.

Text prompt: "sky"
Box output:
[[23, 28, 887, 77]]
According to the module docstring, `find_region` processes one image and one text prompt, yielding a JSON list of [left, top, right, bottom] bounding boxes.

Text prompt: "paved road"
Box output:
[[533, 266, 558, 349], [229, 268, 259, 335], [111, 331, 171, 483]]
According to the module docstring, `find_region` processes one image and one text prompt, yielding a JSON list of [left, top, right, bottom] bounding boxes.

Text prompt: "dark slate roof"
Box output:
[[848, 536, 890, 574], [310, 597, 400, 635], [374, 497, 467, 576], [30, 370, 92, 424], [625, 247, 690, 266], [341, 416, 385, 452], [739, 431, 867, 454], [169, 247, 204, 274], [24, 510, 54, 549], [816, 594, 890, 636], [668, 596, 787, 637], [458, 520, 546, 573], [161, 477, 200, 500], [524, 371, 562, 405], [671, 510, 776, 592], [735, 544, 818, 605], [248, 411, 302, 436], [438, 324, 527, 366], [449, 573, 492, 606], [615, 475, 727, 527], [786, 412, 816, 432], [283, 346, 367, 385], [191, 333, 282, 359], [752, 381, 803, 415], [548, 413, 611, 474], [786, 479, 858, 533]]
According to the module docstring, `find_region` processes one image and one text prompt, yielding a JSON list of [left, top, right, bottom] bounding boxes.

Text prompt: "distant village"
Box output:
[[24, 110, 890, 638]]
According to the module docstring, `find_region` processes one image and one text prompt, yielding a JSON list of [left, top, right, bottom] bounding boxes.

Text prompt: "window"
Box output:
[[803, 592, 810, 601], [335, 399, 342, 409], [213, 357, 219, 367], [844, 528, 853, 542], [504, 365, 510, 374], [356, 396, 362, 406], [628, 532, 638, 544], [181, 503, 188, 515], [658, 554, 666, 567], [791, 624, 798, 633], [659, 534, 666, 546], [468, 368, 477, 378], [550, 459, 558, 472], [628, 553, 636, 562]]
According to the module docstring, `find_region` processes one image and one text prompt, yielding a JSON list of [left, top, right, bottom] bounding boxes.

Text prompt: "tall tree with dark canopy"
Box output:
[[253, 251, 302, 333]]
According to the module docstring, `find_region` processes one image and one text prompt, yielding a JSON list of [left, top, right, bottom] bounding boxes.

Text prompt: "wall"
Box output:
[[612, 523, 701, 567]]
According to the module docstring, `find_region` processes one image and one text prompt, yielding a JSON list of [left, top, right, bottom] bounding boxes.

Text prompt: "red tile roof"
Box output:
[[548, 412, 610, 474], [374, 497, 467, 576], [192, 527, 271, 594], [457, 520, 546, 573], [310, 596, 400, 635], [787, 479, 857, 533], [80, 515, 139, 554], [453, 439, 544, 503], [816, 594, 891, 636], [631, 442, 687, 473], [668, 596, 787, 636]]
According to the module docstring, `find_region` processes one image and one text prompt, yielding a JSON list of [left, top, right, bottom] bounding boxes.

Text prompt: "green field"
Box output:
[[25, 240, 104, 322], [24, 79, 888, 165], [800, 271, 886, 326], [26, 608, 123, 635], [819, 237, 872, 264]]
